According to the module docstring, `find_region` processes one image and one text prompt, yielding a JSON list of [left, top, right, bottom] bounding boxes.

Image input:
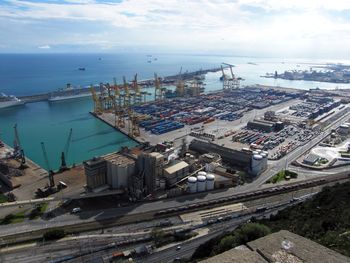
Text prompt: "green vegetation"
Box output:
[[266, 169, 297, 184], [43, 229, 66, 241], [0, 210, 27, 225], [191, 223, 271, 260], [260, 182, 350, 257], [0, 194, 7, 203], [29, 202, 48, 220]]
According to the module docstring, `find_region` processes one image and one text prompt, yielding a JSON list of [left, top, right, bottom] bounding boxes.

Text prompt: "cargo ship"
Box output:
[[49, 84, 93, 102], [0, 93, 25, 109]]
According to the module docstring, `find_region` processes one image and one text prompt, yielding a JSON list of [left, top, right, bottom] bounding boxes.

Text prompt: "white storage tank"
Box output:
[[197, 175, 206, 192], [260, 152, 268, 170], [252, 151, 259, 155], [251, 154, 263, 176], [197, 171, 207, 177], [187, 176, 197, 193], [206, 173, 215, 190]]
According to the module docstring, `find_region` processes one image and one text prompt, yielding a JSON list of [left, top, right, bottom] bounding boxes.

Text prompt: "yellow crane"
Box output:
[[175, 67, 185, 97], [154, 73, 164, 101], [132, 74, 142, 105], [90, 85, 103, 114], [113, 78, 125, 128]]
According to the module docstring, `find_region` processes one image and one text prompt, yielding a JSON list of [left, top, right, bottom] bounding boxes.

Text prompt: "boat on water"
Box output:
[[0, 93, 25, 109], [49, 84, 92, 102]]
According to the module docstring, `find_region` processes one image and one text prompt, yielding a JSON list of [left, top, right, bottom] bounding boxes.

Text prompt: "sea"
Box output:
[[1, 53, 350, 169]]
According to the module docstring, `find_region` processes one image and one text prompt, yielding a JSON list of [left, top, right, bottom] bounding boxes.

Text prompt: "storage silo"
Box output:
[[197, 175, 206, 192], [197, 171, 207, 177], [187, 176, 197, 193], [160, 179, 166, 190], [206, 173, 215, 190], [260, 152, 268, 170], [251, 154, 263, 176]]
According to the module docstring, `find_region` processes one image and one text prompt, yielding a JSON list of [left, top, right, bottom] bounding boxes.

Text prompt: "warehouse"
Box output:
[[247, 119, 275, 132]]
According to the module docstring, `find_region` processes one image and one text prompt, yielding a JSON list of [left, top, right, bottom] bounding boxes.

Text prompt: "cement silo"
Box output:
[[197, 171, 207, 177], [187, 176, 197, 193], [206, 173, 215, 190], [197, 175, 206, 192], [251, 154, 263, 176], [260, 152, 268, 170]]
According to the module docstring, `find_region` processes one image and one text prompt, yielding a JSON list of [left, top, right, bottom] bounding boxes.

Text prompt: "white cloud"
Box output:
[[1, 0, 350, 56]]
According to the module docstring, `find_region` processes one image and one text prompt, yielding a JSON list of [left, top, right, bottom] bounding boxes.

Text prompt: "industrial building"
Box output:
[[83, 157, 107, 191], [136, 152, 164, 194], [163, 160, 189, 186], [247, 119, 275, 132], [104, 153, 135, 190], [189, 140, 267, 176]]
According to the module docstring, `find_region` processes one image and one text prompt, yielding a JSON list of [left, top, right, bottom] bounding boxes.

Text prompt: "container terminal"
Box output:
[[1, 64, 350, 262]]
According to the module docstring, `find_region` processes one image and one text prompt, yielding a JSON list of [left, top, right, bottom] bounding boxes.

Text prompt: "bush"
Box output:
[[43, 229, 66, 240]]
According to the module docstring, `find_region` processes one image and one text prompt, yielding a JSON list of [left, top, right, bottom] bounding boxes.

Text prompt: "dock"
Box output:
[[16, 67, 222, 103]]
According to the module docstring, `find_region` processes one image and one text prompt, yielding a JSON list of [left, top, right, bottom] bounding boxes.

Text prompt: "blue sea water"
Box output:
[[1, 53, 350, 169]]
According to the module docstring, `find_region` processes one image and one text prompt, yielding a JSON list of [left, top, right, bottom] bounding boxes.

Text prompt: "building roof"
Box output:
[[303, 153, 320, 164], [200, 230, 350, 263], [103, 153, 135, 166], [248, 230, 350, 263], [164, 161, 189, 175]]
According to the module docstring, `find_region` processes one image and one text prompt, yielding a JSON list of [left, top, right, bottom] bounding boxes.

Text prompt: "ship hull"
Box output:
[[48, 92, 92, 102], [0, 100, 25, 109]]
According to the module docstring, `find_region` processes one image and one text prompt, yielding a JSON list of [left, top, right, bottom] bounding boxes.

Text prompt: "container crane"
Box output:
[[154, 73, 164, 101], [113, 78, 125, 128], [59, 128, 72, 172], [90, 85, 103, 114], [132, 74, 142, 105], [41, 142, 55, 188], [175, 67, 185, 97]]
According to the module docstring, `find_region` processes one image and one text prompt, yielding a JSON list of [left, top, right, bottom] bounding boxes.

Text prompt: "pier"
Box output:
[[16, 67, 222, 103]]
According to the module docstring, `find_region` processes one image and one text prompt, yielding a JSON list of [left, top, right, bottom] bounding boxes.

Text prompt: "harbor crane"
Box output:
[[90, 85, 103, 114], [113, 77, 125, 128], [40, 142, 55, 188], [221, 63, 240, 90], [154, 73, 164, 101], [13, 124, 27, 168], [59, 128, 72, 172], [175, 67, 185, 97], [132, 74, 142, 105]]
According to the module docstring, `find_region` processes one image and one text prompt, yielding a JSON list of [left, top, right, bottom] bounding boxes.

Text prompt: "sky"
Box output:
[[0, 0, 350, 58]]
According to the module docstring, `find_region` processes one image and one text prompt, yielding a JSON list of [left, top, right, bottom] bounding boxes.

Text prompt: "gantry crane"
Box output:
[[154, 73, 164, 101], [113, 77, 125, 128], [59, 128, 72, 172], [175, 67, 185, 97], [221, 63, 240, 90], [90, 85, 103, 114], [132, 74, 142, 105]]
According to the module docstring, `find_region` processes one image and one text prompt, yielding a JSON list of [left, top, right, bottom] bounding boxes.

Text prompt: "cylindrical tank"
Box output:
[[155, 178, 160, 187], [206, 173, 215, 190], [160, 179, 166, 190], [197, 175, 206, 192], [187, 176, 197, 193], [251, 154, 263, 176], [197, 171, 207, 177], [252, 151, 259, 155], [260, 152, 268, 170]]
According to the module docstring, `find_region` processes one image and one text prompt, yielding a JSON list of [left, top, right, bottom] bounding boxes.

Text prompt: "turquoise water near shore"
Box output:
[[1, 53, 350, 169], [0, 97, 137, 170]]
